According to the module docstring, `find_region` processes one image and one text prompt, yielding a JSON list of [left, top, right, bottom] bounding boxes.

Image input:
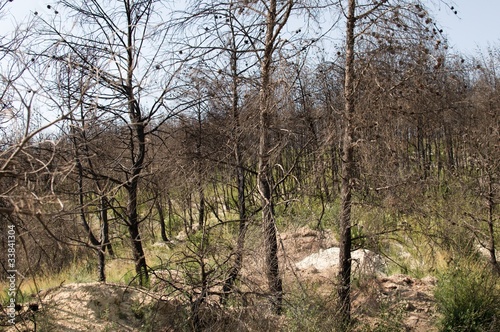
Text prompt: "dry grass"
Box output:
[[0, 225, 459, 332]]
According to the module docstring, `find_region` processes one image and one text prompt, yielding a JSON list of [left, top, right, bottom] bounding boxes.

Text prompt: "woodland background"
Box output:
[[0, 0, 499, 331]]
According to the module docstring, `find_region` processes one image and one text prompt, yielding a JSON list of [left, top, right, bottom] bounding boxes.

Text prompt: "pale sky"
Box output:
[[434, 0, 500, 54], [1, 0, 499, 56]]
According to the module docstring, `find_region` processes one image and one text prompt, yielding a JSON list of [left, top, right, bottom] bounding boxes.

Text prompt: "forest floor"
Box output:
[[280, 226, 439, 332], [1, 226, 440, 331]]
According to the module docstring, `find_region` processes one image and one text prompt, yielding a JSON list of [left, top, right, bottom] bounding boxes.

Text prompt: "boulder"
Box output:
[[295, 247, 386, 275]]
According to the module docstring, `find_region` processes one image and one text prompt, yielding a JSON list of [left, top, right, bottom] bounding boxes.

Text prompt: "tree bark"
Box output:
[[124, 1, 149, 285], [125, 127, 149, 286], [258, 0, 284, 314], [198, 187, 205, 231], [222, 12, 248, 303], [124, 107, 148, 285], [128, 208, 148, 285], [97, 247, 106, 282], [73, 129, 106, 282], [486, 173, 500, 275], [156, 198, 169, 242], [100, 195, 114, 256], [338, 0, 356, 328], [167, 196, 173, 239]]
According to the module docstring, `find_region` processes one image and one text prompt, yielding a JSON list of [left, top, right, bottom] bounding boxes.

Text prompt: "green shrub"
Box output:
[[434, 260, 500, 332]]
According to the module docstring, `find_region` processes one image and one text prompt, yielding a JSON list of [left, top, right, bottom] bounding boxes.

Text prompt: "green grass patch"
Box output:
[[434, 259, 500, 332]]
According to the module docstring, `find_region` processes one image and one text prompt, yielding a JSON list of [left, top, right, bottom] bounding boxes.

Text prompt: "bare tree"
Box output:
[[334, 0, 450, 327], [0, 20, 73, 217], [30, 0, 183, 285], [176, 0, 304, 312], [0, 9, 94, 287], [251, 0, 298, 314], [337, 1, 356, 326], [462, 51, 500, 275]]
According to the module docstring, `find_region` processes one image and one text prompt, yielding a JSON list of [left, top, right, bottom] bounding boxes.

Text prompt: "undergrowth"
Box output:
[[434, 259, 500, 332], [283, 284, 340, 332]]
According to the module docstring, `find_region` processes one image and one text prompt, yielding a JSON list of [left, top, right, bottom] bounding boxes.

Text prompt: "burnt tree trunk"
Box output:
[[70, 111, 107, 282], [257, 0, 292, 314], [100, 195, 114, 256], [124, 0, 149, 285], [156, 199, 169, 242], [338, 0, 356, 328], [124, 107, 149, 286], [128, 214, 148, 285], [486, 173, 500, 275], [124, 96, 149, 285], [222, 12, 248, 303], [75, 149, 106, 282]]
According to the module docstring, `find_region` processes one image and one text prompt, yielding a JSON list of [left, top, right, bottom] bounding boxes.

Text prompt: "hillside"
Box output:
[[1, 0, 499, 331], [2, 227, 441, 332]]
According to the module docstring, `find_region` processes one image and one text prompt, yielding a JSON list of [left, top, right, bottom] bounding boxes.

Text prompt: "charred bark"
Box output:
[[222, 15, 248, 303], [337, 0, 356, 328], [156, 199, 169, 242]]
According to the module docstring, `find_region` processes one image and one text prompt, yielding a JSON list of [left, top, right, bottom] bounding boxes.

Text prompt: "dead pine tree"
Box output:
[[337, 0, 356, 327], [257, 0, 295, 314]]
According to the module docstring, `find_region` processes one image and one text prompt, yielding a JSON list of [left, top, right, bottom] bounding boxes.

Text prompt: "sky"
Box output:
[[433, 0, 500, 54], [1, 0, 499, 56]]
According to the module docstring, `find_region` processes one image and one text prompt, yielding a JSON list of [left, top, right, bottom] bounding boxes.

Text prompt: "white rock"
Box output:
[[295, 247, 386, 275]]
